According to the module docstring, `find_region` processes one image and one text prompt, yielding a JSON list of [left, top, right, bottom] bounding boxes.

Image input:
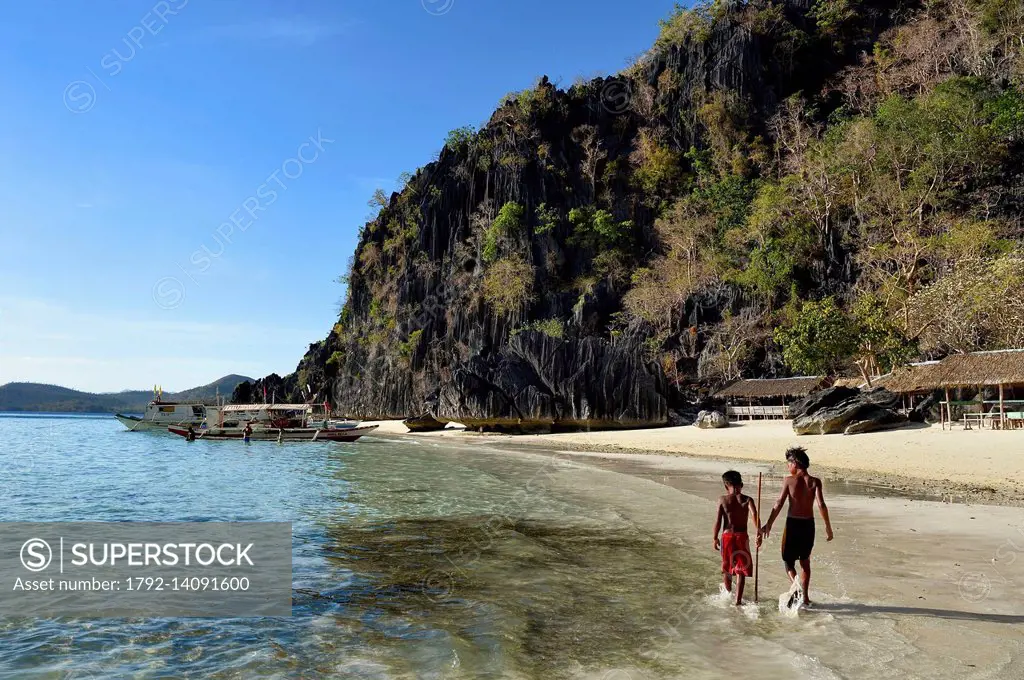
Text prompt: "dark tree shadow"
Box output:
[[815, 602, 1024, 624]]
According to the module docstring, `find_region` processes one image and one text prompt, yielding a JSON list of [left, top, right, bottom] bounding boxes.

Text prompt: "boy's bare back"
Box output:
[[718, 493, 754, 532], [782, 473, 822, 519]]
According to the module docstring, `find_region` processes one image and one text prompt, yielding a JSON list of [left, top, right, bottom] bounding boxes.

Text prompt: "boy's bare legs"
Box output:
[[723, 572, 732, 594], [734, 574, 745, 606], [799, 559, 812, 605]]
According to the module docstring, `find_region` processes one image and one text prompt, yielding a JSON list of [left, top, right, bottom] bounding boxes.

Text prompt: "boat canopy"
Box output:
[[218, 404, 312, 412]]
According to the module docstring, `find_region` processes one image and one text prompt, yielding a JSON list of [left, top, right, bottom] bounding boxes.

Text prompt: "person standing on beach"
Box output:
[[761, 446, 834, 606], [713, 471, 761, 606]]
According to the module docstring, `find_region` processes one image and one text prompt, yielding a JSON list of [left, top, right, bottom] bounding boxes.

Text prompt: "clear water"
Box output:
[[2, 414, 994, 679], [1, 414, 763, 679]]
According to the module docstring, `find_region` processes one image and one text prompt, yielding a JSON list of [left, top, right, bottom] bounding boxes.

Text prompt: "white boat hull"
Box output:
[[115, 414, 204, 432]]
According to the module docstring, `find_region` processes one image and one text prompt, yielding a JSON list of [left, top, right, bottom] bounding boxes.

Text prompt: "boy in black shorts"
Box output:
[[761, 447, 834, 606]]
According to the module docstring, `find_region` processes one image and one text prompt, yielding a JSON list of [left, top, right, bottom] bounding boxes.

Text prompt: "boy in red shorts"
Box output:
[[713, 470, 762, 606]]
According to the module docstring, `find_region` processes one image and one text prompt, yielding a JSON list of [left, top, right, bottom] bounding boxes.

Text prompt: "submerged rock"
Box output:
[[695, 410, 728, 429]]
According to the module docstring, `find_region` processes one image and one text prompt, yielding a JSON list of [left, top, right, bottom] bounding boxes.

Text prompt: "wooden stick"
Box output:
[[755, 471, 762, 603]]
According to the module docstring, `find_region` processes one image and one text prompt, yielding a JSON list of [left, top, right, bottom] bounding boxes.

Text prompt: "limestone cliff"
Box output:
[[241, 0, 1024, 430]]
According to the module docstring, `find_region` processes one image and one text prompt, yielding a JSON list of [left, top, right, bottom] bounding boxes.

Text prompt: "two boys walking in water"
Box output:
[[713, 446, 834, 606]]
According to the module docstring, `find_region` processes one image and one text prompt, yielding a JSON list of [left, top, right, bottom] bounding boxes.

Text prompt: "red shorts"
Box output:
[[721, 531, 753, 576]]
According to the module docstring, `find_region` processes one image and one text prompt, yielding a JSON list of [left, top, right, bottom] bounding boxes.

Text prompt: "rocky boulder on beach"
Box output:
[[695, 410, 729, 429], [791, 387, 908, 435]]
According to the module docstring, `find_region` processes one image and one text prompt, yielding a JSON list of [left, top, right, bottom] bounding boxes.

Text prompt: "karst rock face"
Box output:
[[244, 1, 905, 431], [431, 332, 670, 432]]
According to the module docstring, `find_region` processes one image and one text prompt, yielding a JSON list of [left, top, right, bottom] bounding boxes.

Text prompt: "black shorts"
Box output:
[[781, 517, 815, 566]]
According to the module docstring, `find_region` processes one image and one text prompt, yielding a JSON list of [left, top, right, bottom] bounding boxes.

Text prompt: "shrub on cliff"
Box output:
[[483, 202, 526, 264], [655, 1, 723, 47], [535, 204, 559, 235], [483, 257, 535, 315], [444, 126, 477, 153], [511, 318, 565, 340], [568, 206, 633, 250], [325, 351, 345, 377]]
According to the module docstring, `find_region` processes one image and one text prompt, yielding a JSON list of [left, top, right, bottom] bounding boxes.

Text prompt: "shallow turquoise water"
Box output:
[[0, 414, 735, 679]]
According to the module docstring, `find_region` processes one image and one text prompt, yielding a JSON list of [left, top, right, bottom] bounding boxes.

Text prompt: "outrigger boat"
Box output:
[[168, 402, 377, 442], [115, 387, 208, 432], [168, 423, 378, 442]]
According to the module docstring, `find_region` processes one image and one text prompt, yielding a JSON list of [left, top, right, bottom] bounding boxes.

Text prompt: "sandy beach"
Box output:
[[367, 420, 1024, 505], [358, 417, 1024, 675], [356, 431, 1024, 677], [511, 445, 1024, 679]]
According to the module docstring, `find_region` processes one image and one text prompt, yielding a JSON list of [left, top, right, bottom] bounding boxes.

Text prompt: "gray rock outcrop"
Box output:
[[432, 332, 669, 433], [792, 387, 908, 435], [403, 413, 448, 433], [695, 410, 729, 429], [241, 1, 912, 433]]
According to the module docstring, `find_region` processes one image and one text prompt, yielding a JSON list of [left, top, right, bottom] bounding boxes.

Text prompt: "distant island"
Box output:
[[0, 375, 253, 413]]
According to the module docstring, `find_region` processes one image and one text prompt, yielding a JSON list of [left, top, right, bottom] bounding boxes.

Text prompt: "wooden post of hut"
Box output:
[[977, 384, 983, 429], [943, 387, 951, 430], [983, 385, 987, 426], [999, 383, 1006, 430]]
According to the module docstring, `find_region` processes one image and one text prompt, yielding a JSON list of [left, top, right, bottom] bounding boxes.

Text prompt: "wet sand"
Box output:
[[363, 420, 1024, 676], [366, 420, 1024, 505], [477, 444, 1024, 678]]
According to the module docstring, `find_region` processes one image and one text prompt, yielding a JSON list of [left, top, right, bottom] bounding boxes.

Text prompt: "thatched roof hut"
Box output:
[[934, 349, 1024, 388], [832, 377, 867, 389], [880, 350, 1024, 428], [874, 361, 943, 394], [881, 350, 1024, 393], [715, 376, 829, 399]]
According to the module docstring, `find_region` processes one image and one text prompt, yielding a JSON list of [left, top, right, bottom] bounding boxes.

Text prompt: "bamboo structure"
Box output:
[[715, 376, 830, 420]]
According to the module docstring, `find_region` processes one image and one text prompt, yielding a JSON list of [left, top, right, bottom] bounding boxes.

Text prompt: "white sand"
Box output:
[[366, 420, 1024, 503]]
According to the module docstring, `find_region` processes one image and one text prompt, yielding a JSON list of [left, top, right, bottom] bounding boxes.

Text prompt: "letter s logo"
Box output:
[[20, 538, 53, 572]]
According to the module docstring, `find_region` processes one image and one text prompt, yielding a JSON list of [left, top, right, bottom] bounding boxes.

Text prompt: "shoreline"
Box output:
[[365, 420, 1024, 507], [507, 438, 1021, 507]]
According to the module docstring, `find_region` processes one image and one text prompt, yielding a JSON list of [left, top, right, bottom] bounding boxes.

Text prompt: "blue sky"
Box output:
[[0, 0, 677, 392]]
